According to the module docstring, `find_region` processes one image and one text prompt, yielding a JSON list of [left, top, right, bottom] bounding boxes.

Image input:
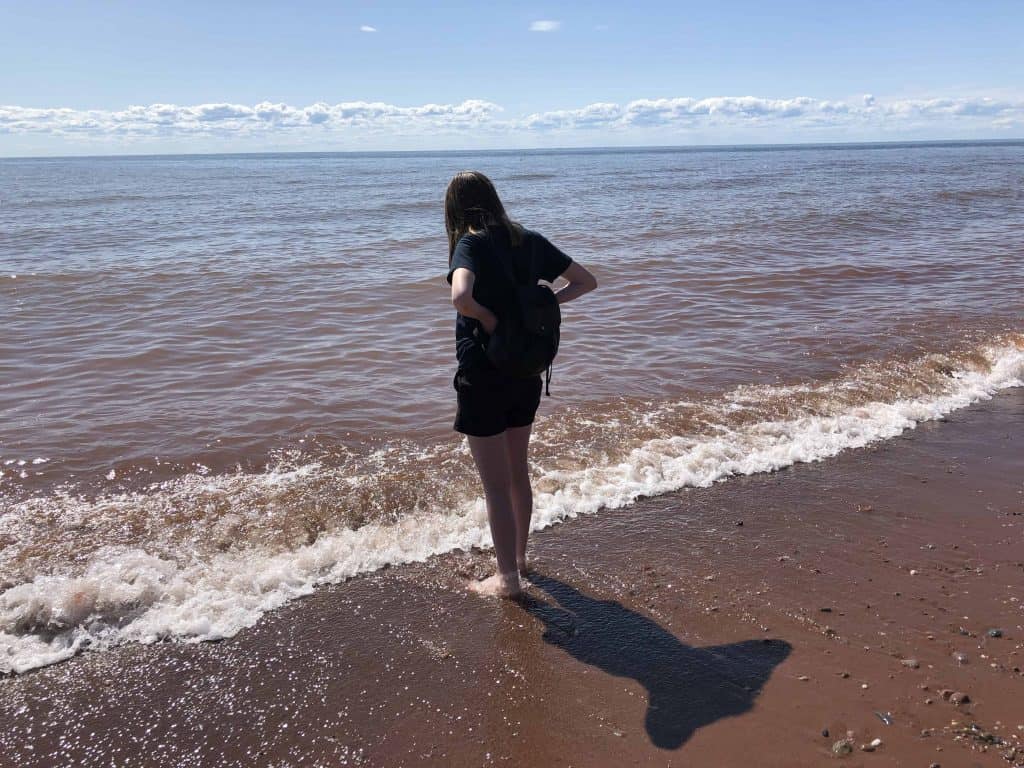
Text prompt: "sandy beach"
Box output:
[[3, 2, 1023, 765], [2, 388, 1021, 767]]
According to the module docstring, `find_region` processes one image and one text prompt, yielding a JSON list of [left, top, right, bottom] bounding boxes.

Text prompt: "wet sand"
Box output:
[[2, 390, 1022, 767]]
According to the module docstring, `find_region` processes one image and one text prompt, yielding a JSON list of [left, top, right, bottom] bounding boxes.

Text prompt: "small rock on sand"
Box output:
[[987, 628, 1003, 638], [949, 691, 970, 706], [901, 658, 920, 669], [832, 739, 854, 757]]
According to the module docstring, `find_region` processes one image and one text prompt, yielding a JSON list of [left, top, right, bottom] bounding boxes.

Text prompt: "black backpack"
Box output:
[[483, 234, 561, 395]]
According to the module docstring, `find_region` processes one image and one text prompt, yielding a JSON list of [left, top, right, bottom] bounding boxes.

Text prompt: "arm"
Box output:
[[450, 267, 498, 333], [553, 261, 598, 305]]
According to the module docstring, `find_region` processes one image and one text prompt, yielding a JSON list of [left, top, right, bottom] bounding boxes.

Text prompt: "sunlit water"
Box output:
[[1, 141, 1022, 672]]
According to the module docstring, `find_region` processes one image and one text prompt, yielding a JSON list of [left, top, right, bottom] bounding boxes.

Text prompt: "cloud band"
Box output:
[[0, 95, 1020, 145]]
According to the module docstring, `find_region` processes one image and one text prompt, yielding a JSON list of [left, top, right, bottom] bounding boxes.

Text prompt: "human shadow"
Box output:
[[520, 573, 792, 750]]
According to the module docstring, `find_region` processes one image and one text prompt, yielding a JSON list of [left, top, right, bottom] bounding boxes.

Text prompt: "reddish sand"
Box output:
[[1, 390, 1022, 767]]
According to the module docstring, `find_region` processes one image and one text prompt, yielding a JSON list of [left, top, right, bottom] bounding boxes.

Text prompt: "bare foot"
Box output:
[[467, 572, 521, 598]]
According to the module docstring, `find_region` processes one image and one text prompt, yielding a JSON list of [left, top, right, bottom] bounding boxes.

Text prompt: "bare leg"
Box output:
[[467, 432, 521, 597], [505, 424, 533, 575]]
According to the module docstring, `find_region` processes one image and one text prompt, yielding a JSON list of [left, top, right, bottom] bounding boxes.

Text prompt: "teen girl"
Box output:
[[445, 171, 597, 597]]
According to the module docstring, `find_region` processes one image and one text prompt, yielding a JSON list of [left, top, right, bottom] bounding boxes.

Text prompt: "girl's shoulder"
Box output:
[[516, 226, 546, 245], [456, 230, 490, 249]]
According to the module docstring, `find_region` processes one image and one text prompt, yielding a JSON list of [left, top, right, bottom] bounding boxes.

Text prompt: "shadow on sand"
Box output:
[[520, 573, 792, 750]]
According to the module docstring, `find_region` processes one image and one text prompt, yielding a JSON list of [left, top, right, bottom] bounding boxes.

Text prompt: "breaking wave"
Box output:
[[1, 335, 1022, 674]]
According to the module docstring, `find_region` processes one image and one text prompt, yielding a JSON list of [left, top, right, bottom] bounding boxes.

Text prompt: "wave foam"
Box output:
[[2, 340, 1022, 674]]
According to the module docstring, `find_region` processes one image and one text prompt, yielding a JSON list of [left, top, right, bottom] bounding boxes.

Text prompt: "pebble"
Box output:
[[953, 652, 969, 665], [822, 728, 829, 738], [949, 691, 970, 706], [901, 658, 920, 669], [832, 738, 854, 757], [870, 738, 882, 748], [987, 628, 1003, 638]]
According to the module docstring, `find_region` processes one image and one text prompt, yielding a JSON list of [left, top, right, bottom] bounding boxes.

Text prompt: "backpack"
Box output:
[[483, 234, 561, 395]]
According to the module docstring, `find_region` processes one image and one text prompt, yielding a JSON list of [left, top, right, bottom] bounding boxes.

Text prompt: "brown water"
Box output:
[[1, 142, 1022, 673]]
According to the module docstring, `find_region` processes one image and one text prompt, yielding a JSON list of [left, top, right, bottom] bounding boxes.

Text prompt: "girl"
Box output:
[[445, 171, 598, 597]]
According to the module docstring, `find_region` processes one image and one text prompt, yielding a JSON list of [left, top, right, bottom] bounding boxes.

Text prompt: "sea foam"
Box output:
[[1, 340, 1022, 674]]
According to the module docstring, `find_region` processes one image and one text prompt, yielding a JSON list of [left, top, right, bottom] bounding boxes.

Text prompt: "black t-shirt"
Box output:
[[445, 226, 572, 370]]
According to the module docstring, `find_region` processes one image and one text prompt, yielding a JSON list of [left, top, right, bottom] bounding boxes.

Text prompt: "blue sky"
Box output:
[[2, 0, 1022, 155]]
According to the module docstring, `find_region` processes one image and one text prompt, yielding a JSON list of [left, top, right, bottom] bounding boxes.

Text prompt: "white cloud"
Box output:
[[0, 94, 1020, 153], [519, 95, 1024, 132], [529, 20, 561, 32], [0, 99, 503, 138], [359, 25, 377, 33]]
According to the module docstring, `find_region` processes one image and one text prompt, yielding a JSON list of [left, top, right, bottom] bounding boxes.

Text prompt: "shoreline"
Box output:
[[2, 389, 1022, 767]]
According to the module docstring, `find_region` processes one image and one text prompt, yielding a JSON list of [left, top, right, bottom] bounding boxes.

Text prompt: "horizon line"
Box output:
[[1, 136, 1021, 162]]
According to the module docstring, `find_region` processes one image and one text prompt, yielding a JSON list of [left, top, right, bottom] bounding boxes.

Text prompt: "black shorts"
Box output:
[[453, 365, 543, 437]]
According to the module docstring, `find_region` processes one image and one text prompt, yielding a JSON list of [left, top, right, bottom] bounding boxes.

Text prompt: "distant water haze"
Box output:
[[1, 142, 1022, 672]]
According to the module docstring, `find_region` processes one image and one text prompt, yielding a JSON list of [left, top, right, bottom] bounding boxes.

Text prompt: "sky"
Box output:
[[1, 0, 1022, 156]]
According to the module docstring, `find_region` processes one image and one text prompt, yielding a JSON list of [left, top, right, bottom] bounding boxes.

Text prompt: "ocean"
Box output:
[[2, 141, 1023, 674]]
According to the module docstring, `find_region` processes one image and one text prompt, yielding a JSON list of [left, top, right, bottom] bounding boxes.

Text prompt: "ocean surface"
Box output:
[[2, 141, 1023, 673]]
